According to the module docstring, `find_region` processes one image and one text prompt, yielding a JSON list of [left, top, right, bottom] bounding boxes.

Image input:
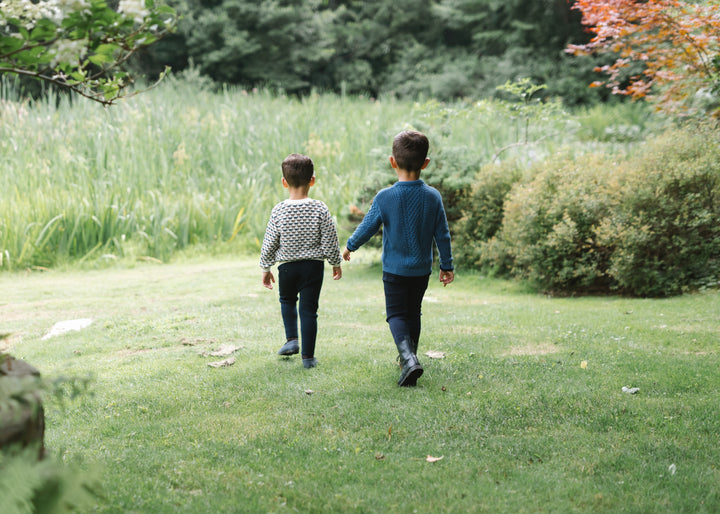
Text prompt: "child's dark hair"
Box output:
[[392, 130, 429, 172], [282, 153, 314, 187]]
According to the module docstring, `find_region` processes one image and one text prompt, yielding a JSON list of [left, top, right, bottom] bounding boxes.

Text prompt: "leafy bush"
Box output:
[[453, 160, 526, 269], [597, 127, 720, 296], [483, 153, 615, 293], [0, 446, 101, 514], [479, 126, 720, 296]]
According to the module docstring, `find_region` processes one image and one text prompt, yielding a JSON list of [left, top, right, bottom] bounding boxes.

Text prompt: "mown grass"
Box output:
[[2, 256, 719, 512]]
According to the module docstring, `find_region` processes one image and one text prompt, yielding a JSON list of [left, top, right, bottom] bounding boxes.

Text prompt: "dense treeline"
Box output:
[[137, 0, 604, 104]]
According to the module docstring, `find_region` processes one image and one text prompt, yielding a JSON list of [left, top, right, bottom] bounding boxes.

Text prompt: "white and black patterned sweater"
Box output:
[[259, 198, 342, 272]]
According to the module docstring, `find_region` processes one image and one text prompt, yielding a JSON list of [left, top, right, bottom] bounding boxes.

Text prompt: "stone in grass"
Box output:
[[41, 319, 93, 340], [622, 386, 640, 394]]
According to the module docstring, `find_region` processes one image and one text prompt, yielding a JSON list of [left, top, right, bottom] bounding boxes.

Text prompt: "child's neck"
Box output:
[[287, 186, 310, 200], [395, 169, 421, 182]]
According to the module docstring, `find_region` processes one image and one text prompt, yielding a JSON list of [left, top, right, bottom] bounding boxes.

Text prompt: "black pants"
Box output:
[[382, 271, 430, 347], [278, 260, 324, 358]]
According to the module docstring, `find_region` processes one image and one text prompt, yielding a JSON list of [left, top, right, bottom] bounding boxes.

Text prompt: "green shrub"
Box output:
[[597, 127, 720, 296], [485, 154, 615, 293], [453, 160, 526, 269], [480, 126, 720, 297]]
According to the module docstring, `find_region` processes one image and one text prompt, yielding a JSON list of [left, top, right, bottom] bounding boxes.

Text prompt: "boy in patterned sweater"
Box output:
[[343, 130, 454, 386], [260, 153, 343, 368]]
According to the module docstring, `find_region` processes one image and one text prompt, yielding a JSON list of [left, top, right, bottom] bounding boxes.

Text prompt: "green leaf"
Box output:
[[88, 53, 113, 65], [94, 43, 119, 56], [30, 19, 58, 42], [0, 36, 24, 55]]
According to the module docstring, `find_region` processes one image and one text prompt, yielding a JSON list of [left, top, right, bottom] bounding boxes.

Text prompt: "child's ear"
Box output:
[[420, 158, 430, 170], [389, 156, 398, 169], [281, 177, 289, 188], [309, 176, 316, 187]]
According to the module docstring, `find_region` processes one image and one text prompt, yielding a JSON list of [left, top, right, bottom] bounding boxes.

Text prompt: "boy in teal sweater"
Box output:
[[343, 130, 454, 386]]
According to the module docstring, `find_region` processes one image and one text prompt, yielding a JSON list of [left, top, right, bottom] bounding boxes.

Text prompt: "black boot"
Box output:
[[395, 337, 423, 387], [396, 338, 419, 366]]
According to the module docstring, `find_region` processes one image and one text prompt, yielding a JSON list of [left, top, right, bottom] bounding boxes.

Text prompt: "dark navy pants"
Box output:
[[382, 271, 430, 347], [278, 260, 324, 358]]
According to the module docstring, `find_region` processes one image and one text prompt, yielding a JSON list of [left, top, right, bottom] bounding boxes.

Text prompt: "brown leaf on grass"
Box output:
[[426, 455, 444, 463], [304, 389, 314, 395], [375, 453, 385, 460], [207, 357, 236, 368], [424, 350, 446, 359]]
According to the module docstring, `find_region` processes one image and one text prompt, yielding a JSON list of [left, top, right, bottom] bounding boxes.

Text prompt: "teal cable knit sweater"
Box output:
[[346, 180, 453, 276]]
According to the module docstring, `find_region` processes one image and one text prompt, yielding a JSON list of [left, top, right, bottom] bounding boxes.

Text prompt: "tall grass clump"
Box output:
[[1, 76, 653, 271], [0, 77, 407, 270]]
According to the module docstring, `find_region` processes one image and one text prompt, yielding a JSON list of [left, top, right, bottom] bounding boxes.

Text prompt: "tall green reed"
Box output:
[[0, 76, 621, 271]]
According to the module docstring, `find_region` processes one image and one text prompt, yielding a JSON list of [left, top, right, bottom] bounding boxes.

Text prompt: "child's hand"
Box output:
[[439, 270, 454, 287], [262, 271, 275, 290], [342, 248, 352, 261], [333, 266, 342, 280]]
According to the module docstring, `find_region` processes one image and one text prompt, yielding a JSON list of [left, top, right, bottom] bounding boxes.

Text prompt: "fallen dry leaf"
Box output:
[[207, 357, 236, 368], [580, 360, 588, 369], [424, 350, 446, 359], [426, 455, 444, 463], [304, 389, 314, 395]]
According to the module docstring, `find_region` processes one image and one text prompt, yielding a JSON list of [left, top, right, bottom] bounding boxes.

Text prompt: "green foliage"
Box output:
[[597, 126, 720, 296], [479, 126, 720, 297], [146, 0, 602, 104], [0, 79, 400, 269], [486, 153, 615, 293], [1, 366, 98, 514], [0, 446, 101, 514], [181, 0, 333, 93], [453, 160, 526, 269], [575, 101, 661, 143], [0, 0, 177, 105]]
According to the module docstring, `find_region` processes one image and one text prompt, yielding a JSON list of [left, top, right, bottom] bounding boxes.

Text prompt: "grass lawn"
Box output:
[[2, 256, 719, 512]]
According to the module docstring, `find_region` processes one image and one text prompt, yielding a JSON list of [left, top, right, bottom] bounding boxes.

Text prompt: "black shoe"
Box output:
[[278, 339, 299, 356]]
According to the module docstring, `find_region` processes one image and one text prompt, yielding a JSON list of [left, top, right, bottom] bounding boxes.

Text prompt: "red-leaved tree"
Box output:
[[567, 0, 720, 116]]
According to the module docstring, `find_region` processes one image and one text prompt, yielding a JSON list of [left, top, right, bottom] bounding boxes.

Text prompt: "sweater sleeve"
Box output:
[[320, 206, 343, 266], [346, 195, 383, 251], [433, 197, 454, 271], [259, 209, 280, 271]]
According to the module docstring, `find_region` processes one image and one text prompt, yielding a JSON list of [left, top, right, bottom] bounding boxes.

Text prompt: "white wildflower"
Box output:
[[50, 38, 87, 67], [0, 0, 63, 28], [56, 0, 91, 17], [118, 0, 149, 25]]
